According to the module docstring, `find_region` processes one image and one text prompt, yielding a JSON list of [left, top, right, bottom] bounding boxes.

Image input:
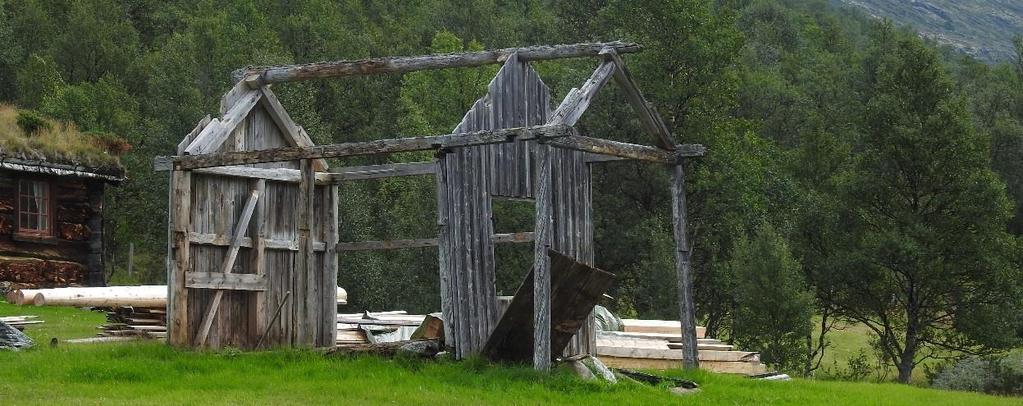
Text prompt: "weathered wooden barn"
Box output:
[[0, 108, 124, 289], [157, 41, 703, 371]]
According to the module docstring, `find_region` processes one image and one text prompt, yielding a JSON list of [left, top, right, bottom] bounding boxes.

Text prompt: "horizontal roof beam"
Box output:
[[336, 232, 534, 252], [328, 161, 436, 181], [545, 135, 705, 164], [232, 41, 641, 84], [155, 124, 575, 171]]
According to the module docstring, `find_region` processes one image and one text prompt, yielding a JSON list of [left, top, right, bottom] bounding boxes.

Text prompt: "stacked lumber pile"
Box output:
[[0, 315, 43, 330], [5, 285, 167, 307], [7, 286, 348, 308], [99, 307, 167, 339], [596, 319, 769, 375], [336, 311, 426, 345]]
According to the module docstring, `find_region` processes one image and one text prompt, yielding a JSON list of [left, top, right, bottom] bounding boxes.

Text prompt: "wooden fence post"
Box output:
[[671, 163, 699, 369]]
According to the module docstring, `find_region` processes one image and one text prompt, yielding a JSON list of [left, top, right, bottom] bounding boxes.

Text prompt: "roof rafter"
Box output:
[[604, 49, 676, 150], [184, 83, 261, 155]]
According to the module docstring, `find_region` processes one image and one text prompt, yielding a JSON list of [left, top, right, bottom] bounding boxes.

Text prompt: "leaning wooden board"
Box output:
[[481, 250, 613, 363]]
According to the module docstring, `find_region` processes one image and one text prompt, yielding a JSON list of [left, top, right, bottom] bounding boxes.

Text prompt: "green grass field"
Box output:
[[2, 303, 1020, 405]]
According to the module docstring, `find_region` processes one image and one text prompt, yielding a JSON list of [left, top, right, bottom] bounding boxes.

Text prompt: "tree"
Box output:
[[835, 26, 1022, 383], [727, 224, 813, 374]]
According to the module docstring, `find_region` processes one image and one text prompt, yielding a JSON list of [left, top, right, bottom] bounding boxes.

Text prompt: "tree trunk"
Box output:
[[896, 354, 915, 384], [897, 298, 921, 384]]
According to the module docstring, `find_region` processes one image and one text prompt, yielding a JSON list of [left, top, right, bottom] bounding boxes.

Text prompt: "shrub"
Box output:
[[16, 110, 52, 135], [930, 353, 1023, 395], [85, 130, 131, 155], [726, 224, 813, 374]]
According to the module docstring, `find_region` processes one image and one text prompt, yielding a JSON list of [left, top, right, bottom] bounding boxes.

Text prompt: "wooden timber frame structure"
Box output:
[[156, 41, 705, 371]]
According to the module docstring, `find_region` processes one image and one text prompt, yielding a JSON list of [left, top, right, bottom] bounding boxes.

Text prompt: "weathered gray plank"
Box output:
[[323, 184, 339, 346], [435, 156, 453, 351], [194, 166, 331, 184], [671, 163, 699, 369], [546, 136, 705, 164], [179, 115, 213, 155], [194, 180, 264, 347], [169, 170, 192, 346], [186, 272, 268, 291], [156, 125, 575, 171], [295, 159, 314, 346], [258, 86, 328, 171], [329, 162, 436, 181], [533, 142, 553, 372], [234, 42, 641, 84], [336, 238, 438, 251], [606, 50, 676, 150], [547, 60, 615, 126], [185, 89, 261, 155]]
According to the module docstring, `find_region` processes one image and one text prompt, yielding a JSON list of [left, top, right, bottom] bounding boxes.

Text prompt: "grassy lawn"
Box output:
[[815, 319, 941, 383], [3, 303, 1021, 405]]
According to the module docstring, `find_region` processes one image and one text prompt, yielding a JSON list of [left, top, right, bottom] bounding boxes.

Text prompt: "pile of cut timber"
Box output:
[[336, 311, 425, 345], [5, 285, 167, 307], [596, 319, 769, 376], [99, 307, 167, 339], [6, 286, 349, 308], [0, 315, 43, 331]]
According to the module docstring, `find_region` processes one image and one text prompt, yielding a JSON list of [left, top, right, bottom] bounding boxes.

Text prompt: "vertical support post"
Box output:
[[533, 144, 553, 372], [169, 170, 192, 346], [296, 159, 314, 346], [671, 163, 699, 369], [435, 155, 454, 351], [323, 182, 340, 346], [250, 178, 268, 348]]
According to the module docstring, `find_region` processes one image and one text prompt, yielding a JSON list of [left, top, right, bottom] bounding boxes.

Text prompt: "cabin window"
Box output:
[[17, 179, 51, 236]]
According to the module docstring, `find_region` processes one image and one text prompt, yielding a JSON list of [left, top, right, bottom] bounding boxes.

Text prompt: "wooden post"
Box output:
[[533, 144, 553, 372], [671, 163, 699, 369], [434, 155, 454, 351], [295, 159, 315, 346], [323, 183, 340, 346], [250, 177, 269, 348], [169, 170, 192, 346]]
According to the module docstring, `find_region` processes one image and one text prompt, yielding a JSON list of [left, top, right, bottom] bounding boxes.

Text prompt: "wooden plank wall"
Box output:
[[439, 54, 597, 359], [171, 102, 336, 349]]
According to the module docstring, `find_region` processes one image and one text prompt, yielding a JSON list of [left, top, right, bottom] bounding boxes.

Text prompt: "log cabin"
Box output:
[[0, 106, 125, 290]]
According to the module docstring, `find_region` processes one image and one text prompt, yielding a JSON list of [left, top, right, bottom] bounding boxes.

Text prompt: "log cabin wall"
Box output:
[[438, 55, 596, 359], [0, 170, 106, 289]]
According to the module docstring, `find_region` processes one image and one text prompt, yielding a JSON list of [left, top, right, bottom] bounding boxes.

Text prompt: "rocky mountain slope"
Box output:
[[835, 0, 1023, 62]]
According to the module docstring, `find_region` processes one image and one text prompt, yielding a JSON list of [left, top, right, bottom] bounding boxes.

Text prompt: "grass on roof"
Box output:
[[0, 104, 123, 170]]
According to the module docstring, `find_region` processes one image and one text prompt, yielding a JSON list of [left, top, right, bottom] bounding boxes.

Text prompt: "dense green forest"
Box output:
[[1, 0, 1021, 382]]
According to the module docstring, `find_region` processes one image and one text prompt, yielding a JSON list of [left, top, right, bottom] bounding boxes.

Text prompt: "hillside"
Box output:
[[835, 0, 1023, 61]]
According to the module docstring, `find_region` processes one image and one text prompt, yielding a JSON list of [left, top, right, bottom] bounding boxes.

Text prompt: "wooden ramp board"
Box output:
[[600, 355, 769, 375], [620, 319, 707, 338], [482, 250, 614, 363]]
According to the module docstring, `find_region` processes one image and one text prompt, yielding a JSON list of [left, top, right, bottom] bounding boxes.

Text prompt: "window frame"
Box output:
[[16, 178, 53, 238]]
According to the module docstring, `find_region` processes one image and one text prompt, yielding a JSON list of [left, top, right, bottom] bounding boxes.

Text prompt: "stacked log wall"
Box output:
[[0, 171, 105, 289]]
